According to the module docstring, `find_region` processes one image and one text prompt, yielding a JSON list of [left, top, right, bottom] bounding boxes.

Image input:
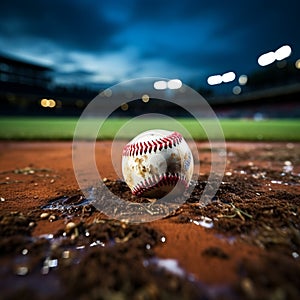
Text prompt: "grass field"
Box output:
[[0, 117, 299, 141]]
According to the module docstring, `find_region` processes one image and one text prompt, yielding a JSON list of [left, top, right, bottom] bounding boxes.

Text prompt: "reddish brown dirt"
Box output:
[[0, 141, 300, 299]]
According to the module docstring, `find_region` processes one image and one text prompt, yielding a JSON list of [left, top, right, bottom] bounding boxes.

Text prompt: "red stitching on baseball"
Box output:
[[132, 172, 188, 196], [122, 131, 183, 156]]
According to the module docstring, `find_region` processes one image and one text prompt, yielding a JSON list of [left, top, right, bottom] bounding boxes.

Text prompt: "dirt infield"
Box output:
[[0, 141, 300, 299]]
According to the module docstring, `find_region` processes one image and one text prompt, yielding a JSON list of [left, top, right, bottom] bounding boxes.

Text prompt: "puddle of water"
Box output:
[[41, 194, 93, 212]]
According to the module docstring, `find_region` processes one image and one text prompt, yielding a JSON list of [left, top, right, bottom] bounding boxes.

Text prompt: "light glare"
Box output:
[[40, 98, 56, 108], [207, 75, 222, 85], [48, 99, 56, 108], [167, 79, 182, 89], [258, 45, 292, 67], [295, 59, 300, 69], [258, 51, 276, 66], [222, 71, 236, 83], [154, 80, 167, 90], [41, 99, 48, 107], [275, 45, 292, 61]]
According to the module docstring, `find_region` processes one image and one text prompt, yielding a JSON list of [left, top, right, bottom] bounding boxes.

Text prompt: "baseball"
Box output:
[[122, 129, 194, 198]]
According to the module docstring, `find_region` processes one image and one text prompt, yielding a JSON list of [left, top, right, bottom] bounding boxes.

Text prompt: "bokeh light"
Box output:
[[153, 80, 167, 90], [142, 94, 150, 103], [238, 75, 248, 85], [258, 51, 276, 66], [207, 71, 236, 85], [232, 86, 242, 95], [40, 98, 48, 107], [258, 45, 292, 67], [276, 60, 287, 68], [120, 103, 128, 111], [40, 98, 56, 108], [48, 99, 56, 108], [167, 79, 182, 89], [207, 75, 222, 85], [222, 71, 236, 83], [275, 45, 292, 61]]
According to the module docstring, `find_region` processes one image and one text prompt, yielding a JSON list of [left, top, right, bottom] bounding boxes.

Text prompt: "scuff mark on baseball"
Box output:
[[122, 129, 194, 198]]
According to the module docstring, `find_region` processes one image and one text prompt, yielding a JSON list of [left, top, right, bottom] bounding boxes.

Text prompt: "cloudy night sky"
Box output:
[[0, 0, 299, 90]]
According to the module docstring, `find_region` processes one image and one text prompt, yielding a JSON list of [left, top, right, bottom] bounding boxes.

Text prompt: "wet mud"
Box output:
[[0, 141, 299, 299]]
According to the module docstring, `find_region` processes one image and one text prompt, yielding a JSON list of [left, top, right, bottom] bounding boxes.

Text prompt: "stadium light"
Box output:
[[222, 71, 236, 83], [258, 45, 292, 67], [40, 98, 56, 108], [154, 79, 183, 90], [154, 80, 167, 90], [207, 75, 222, 85], [258, 51, 276, 66], [167, 79, 182, 89], [207, 71, 236, 85], [275, 45, 292, 61]]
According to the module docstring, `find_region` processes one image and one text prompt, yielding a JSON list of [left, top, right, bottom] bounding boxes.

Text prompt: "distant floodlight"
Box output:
[[258, 51, 276, 66], [154, 80, 167, 90], [222, 71, 236, 83], [48, 99, 56, 108], [41, 98, 48, 107], [258, 45, 292, 67], [167, 79, 182, 89], [275, 45, 292, 61], [207, 75, 222, 85], [295, 59, 300, 69], [40, 98, 56, 108], [238, 75, 248, 85]]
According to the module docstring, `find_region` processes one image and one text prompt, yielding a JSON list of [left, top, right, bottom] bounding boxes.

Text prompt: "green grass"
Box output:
[[217, 119, 300, 141], [0, 117, 299, 141]]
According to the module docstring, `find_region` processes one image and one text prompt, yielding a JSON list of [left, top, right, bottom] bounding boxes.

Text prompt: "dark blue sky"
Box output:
[[0, 0, 299, 89]]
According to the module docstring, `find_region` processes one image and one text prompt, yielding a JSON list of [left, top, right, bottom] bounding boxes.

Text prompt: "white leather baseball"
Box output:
[[122, 129, 194, 198]]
